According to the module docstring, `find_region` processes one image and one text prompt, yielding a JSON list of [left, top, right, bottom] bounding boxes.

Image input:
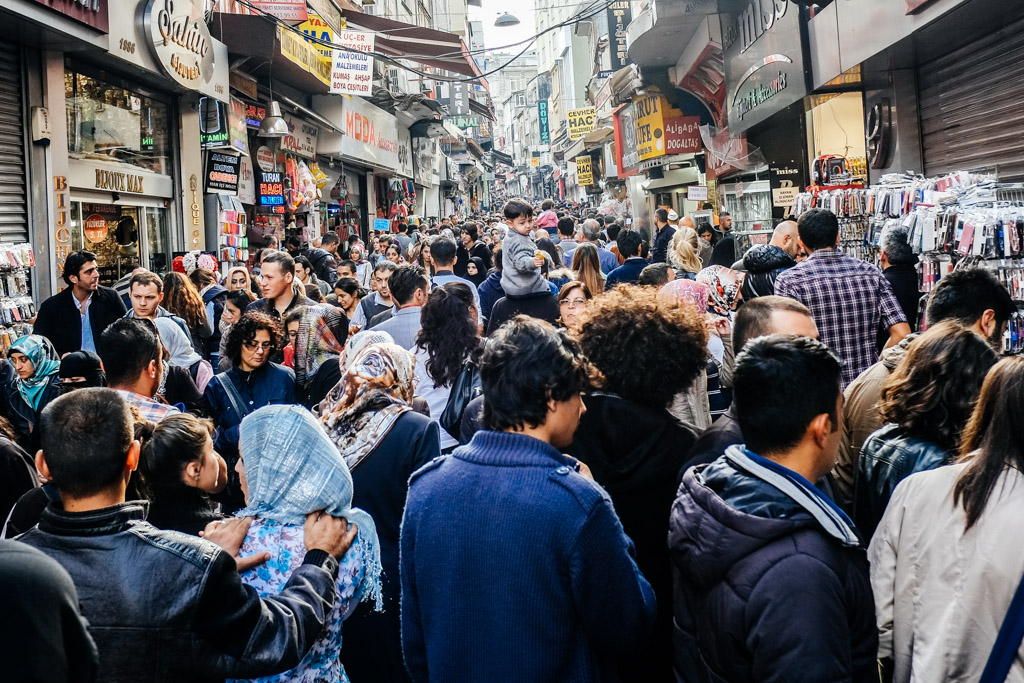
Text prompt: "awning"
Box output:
[[562, 125, 614, 160], [642, 167, 701, 192], [492, 149, 513, 166], [211, 14, 331, 94], [341, 10, 487, 83]]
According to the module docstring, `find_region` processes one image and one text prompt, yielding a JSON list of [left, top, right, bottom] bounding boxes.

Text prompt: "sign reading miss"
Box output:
[[567, 107, 597, 140], [257, 172, 284, 206]]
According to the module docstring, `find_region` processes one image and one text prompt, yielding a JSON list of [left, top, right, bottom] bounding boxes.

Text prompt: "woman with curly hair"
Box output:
[[162, 272, 213, 355], [570, 243, 605, 299], [668, 227, 702, 279], [413, 281, 481, 450], [566, 284, 709, 682], [853, 320, 997, 538], [203, 312, 295, 512]]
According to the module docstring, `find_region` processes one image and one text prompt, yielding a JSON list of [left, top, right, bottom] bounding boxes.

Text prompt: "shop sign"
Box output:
[[567, 107, 597, 140], [413, 137, 439, 185], [144, 0, 215, 91], [248, 0, 307, 21], [95, 169, 144, 194], [53, 176, 71, 275], [720, 0, 807, 134], [256, 145, 275, 172], [300, 13, 335, 60], [705, 128, 748, 179], [245, 103, 267, 128], [575, 156, 594, 185], [664, 116, 702, 155], [397, 129, 414, 179], [30, 0, 109, 32], [228, 97, 249, 156], [330, 31, 375, 96], [530, 156, 540, 168], [205, 151, 241, 194], [373, 218, 391, 232], [446, 115, 480, 130], [687, 185, 709, 201], [237, 156, 256, 204], [200, 98, 229, 148], [279, 115, 319, 159], [447, 81, 469, 116], [308, 0, 344, 33], [613, 102, 639, 176], [278, 26, 331, 86], [83, 214, 108, 243], [340, 97, 401, 171], [257, 171, 285, 207], [230, 71, 258, 100], [538, 101, 550, 145], [634, 94, 667, 161], [606, 1, 632, 72]]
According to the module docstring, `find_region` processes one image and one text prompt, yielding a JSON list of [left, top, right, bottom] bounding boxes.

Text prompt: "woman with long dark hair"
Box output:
[[333, 277, 364, 322], [854, 321, 997, 538], [413, 281, 481, 450], [870, 357, 1024, 682], [163, 272, 213, 354]]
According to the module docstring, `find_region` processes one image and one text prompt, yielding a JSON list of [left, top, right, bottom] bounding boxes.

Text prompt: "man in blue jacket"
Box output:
[[670, 334, 877, 683], [400, 317, 656, 682]]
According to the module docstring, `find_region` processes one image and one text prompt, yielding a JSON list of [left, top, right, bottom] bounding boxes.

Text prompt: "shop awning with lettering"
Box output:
[[340, 10, 487, 84]]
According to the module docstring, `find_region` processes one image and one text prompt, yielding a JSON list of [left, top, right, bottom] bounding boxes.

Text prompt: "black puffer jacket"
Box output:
[[741, 244, 796, 299]]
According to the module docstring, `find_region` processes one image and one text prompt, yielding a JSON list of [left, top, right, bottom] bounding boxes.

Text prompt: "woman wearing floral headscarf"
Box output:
[[318, 343, 440, 683], [229, 404, 380, 683], [0, 335, 62, 451], [695, 265, 743, 420], [293, 304, 348, 410]]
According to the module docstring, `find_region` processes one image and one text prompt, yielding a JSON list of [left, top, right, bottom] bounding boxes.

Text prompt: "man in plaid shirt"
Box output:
[[776, 209, 911, 386], [99, 318, 181, 424]]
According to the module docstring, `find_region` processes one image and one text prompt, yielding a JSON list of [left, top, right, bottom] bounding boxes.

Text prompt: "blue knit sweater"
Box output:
[[399, 430, 657, 682]]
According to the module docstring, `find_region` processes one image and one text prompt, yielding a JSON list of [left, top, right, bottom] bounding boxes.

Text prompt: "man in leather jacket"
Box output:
[[18, 388, 358, 683]]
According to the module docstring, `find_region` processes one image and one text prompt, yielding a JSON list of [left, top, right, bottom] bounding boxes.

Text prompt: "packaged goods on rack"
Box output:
[[0, 242, 37, 353], [217, 195, 250, 264]]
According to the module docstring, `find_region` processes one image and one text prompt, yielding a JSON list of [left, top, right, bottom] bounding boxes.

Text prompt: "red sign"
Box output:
[[84, 214, 108, 243], [664, 116, 702, 155], [30, 0, 109, 32]]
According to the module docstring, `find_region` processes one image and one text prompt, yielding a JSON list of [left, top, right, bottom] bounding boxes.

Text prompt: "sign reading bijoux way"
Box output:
[[144, 0, 214, 91], [331, 31, 376, 96]]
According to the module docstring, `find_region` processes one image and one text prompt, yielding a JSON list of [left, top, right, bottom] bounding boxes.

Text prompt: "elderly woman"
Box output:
[[204, 312, 295, 513], [0, 336, 61, 451], [318, 343, 440, 683], [230, 404, 381, 683]]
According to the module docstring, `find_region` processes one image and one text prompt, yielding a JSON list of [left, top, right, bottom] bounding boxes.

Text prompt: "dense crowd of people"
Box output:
[[2, 195, 1023, 683]]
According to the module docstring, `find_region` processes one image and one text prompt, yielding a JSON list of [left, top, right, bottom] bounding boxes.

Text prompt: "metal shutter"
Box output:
[[918, 16, 1024, 181], [0, 44, 27, 242]]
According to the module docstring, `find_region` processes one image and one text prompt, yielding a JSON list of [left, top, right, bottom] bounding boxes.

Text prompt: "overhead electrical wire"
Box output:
[[223, 0, 620, 83]]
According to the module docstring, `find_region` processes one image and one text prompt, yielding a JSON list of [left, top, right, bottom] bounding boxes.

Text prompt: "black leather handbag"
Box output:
[[440, 359, 482, 435]]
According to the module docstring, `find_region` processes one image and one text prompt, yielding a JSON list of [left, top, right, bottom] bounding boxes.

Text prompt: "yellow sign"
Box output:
[[530, 156, 540, 167], [635, 94, 668, 161], [567, 107, 597, 140], [299, 13, 335, 61], [279, 26, 331, 86], [575, 156, 594, 185]]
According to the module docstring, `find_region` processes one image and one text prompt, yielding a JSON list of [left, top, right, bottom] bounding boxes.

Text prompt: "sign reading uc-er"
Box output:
[[567, 107, 597, 140]]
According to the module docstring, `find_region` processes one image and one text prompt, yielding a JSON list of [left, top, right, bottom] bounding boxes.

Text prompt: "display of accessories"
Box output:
[[0, 242, 37, 351], [217, 194, 249, 264]]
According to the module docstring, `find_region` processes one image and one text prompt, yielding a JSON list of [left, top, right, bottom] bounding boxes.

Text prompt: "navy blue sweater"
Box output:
[[400, 430, 657, 682]]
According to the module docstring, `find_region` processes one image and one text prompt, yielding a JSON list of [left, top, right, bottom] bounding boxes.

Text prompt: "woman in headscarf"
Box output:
[[694, 267, 743, 421], [0, 336, 61, 451], [318, 343, 440, 683], [229, 404, 381, 683], [697, 265, 744, 319], [57, 351, 106, 391], [465, 256, 488, 288], [293, 304, 349, 410], [154, 317, 213, 392], [226, 266, 254, 293]]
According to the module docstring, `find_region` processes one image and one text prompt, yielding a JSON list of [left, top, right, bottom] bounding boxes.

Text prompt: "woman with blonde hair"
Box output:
[[668, 227, 702, 280], [571, 243, 606, 299]]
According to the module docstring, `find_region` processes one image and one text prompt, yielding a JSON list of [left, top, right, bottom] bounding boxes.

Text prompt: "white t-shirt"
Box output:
[[413, 345, 459, 450]]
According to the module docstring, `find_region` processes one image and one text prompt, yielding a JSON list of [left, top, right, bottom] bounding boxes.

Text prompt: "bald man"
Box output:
[[738, 220, 800, 299], [679, 216, 696, 230]]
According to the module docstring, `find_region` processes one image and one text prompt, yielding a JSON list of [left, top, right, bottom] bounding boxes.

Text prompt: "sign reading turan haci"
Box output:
[[144, 0, 215, 91]]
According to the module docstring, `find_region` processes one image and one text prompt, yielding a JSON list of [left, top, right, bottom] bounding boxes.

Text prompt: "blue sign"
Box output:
[[373, 218, 391, 232], [538, 100, 550, 145], [257, 172, 284, 206]]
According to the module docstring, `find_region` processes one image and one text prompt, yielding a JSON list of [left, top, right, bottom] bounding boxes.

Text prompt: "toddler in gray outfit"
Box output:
[[500, 199, 551, 297]]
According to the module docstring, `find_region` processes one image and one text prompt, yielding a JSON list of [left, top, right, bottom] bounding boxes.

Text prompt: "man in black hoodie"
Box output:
[[738, 220, 799, 299]]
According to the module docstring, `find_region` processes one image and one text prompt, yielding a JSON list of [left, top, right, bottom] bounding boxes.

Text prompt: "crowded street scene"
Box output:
[[2, 0, 1024, 681]]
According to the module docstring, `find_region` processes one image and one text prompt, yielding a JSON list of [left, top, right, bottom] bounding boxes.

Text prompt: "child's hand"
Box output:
[[532, 256, 544, 269]]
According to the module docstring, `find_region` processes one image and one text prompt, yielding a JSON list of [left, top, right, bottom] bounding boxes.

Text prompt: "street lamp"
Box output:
[[494, 12, 520, 27]]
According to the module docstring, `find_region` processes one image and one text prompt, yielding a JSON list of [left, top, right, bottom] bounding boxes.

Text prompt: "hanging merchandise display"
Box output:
[[0, 243, 37, 353], [215, 194, 250, 264]]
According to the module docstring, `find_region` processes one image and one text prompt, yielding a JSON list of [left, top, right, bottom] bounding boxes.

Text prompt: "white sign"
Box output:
[[237, 156, 256, 204], [279, 115, 319, 159], [255, 145, 275, 172], [313, 95, 403, 172], [330, 31, 375, 96], [144, 0, 215, 91], [773, 186, 798, 208], [397, 128, 414, 179], [687, 185, 709, 201]]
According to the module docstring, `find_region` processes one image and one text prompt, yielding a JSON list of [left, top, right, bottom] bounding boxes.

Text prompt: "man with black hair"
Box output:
[[671, 335, 876, 683], [605, 229, 648, 289], [33, 250, 127, 357], [638, 262, 675, 287], [877, 224, 920, 338], [395, 222, 412, 254], [353, 260, 397, 330], [684, 296, 819, 472], [651, 208, 675, 263], [400, 317, 656, 682], [372, 264, 429, 349], [833, 266, 1015, 507], [304, 232, 340, 286], [460, 222, 493, 270], [247, 251, 315, 320], [18, 388, 359, 682], [99, 317, 180, 423], [556, 216, 579, 264], [294, 256, 329, 296], [430, 237, 482, 325], [776, 208, 910, 386]]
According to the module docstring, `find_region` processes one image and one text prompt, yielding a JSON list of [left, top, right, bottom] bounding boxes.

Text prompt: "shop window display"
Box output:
[[68, 202, 171, 286], [65, 70, 171, 176]]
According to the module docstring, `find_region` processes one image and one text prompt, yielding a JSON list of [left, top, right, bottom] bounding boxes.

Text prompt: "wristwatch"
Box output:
[[303, 549, 339, 577]]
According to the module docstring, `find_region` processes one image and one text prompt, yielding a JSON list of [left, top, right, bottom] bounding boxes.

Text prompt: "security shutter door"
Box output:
[[0, 44, 27, 242], [918, 15, 1024, 181]]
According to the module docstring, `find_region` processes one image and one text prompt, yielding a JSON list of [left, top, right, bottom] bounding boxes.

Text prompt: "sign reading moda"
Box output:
[[567, 107, 597, 140], [720, 0, 807, 134], [144, 0, 214, 90]]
